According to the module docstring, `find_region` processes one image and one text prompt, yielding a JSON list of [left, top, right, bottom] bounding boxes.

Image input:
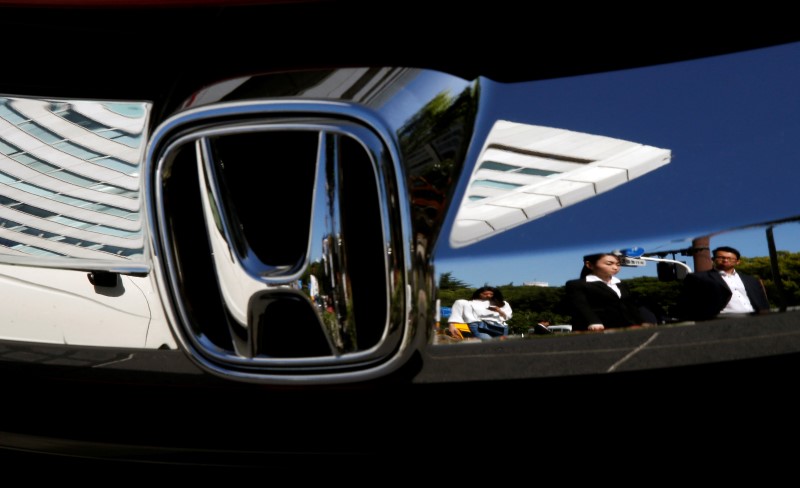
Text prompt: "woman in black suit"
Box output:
[[565, 252, 650, 332]]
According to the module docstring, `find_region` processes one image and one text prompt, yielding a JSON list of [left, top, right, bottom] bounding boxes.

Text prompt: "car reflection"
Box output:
[[0, 42, 799, 382]]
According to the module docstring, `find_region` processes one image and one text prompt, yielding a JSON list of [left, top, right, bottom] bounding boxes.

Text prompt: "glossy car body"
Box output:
[[2, 1, 800, 468]]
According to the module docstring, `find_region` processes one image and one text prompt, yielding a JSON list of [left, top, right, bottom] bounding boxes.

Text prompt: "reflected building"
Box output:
[[0, 96, 169, 349], [0, 96, 148, 262], [451, 120, 672, 247]]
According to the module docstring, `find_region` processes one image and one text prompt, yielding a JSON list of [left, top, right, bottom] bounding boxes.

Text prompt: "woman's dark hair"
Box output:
[[471, 286, 505, 307], [579, 253, 620, 279], [713, 246, 741, 259]]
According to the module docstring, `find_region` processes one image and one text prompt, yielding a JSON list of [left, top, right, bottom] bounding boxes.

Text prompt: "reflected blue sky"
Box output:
[[435, 41, 800, 288]]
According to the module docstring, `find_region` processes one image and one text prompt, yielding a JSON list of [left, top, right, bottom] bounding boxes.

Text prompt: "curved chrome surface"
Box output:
[[1, 44, 800, 384], [136, 67, 479, 383], [147, 113, 412, 383], [5, 3, 800, 471]]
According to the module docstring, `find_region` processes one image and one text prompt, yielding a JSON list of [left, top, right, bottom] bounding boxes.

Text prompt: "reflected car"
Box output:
[[2, 1, 800, 467]]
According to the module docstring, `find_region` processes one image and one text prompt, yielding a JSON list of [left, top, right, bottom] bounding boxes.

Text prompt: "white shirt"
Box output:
[[585, 274, 622, 298], [448, 299, 512, 324], [719, 270, 755, 314]]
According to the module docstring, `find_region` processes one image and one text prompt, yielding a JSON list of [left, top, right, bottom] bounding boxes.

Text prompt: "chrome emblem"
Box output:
[[147, 104, 411, 383]]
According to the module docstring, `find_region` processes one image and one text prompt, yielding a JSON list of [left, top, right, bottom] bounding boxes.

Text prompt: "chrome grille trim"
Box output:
[[145, 102, 415, 384]]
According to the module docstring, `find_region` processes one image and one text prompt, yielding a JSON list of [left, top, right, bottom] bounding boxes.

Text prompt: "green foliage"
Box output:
[[437, 285, 473, 309], [499, 284, 570, 334], [438, 271, 472, 291], [738, 251, 800, 308], [626, 277, 683, 320], [438, 282, 570, 335]]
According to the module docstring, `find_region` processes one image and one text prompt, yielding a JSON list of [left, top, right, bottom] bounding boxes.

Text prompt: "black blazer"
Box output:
[[565, 278, 644, 331], [677, 269, 770, 321]]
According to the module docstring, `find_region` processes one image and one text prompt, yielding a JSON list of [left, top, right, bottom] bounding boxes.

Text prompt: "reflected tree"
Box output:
[[398, 86, 479, 241], [438, 271, 471, 291], [739, 251, 800, 309]]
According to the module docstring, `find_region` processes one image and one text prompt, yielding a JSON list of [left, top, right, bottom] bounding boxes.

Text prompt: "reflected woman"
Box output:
[[447, 286, 512, 340], [565, 253, 651, 332]]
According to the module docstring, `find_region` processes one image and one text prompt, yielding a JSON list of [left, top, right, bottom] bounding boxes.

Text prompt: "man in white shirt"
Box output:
[[678, 246, 770, 321]]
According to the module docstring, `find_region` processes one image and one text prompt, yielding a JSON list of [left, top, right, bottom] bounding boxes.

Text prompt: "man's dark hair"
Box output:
[[713, 246, 741, 260]]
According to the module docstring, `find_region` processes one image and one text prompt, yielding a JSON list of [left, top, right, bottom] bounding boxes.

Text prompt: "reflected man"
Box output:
[[678, 246, 770, 321]]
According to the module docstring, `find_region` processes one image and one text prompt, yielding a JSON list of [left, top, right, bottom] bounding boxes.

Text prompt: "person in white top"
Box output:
[[447, 286, 512, 340]]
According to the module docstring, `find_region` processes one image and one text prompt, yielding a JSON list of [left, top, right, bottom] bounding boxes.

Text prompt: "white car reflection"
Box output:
[[0, 263, 175, 349]]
